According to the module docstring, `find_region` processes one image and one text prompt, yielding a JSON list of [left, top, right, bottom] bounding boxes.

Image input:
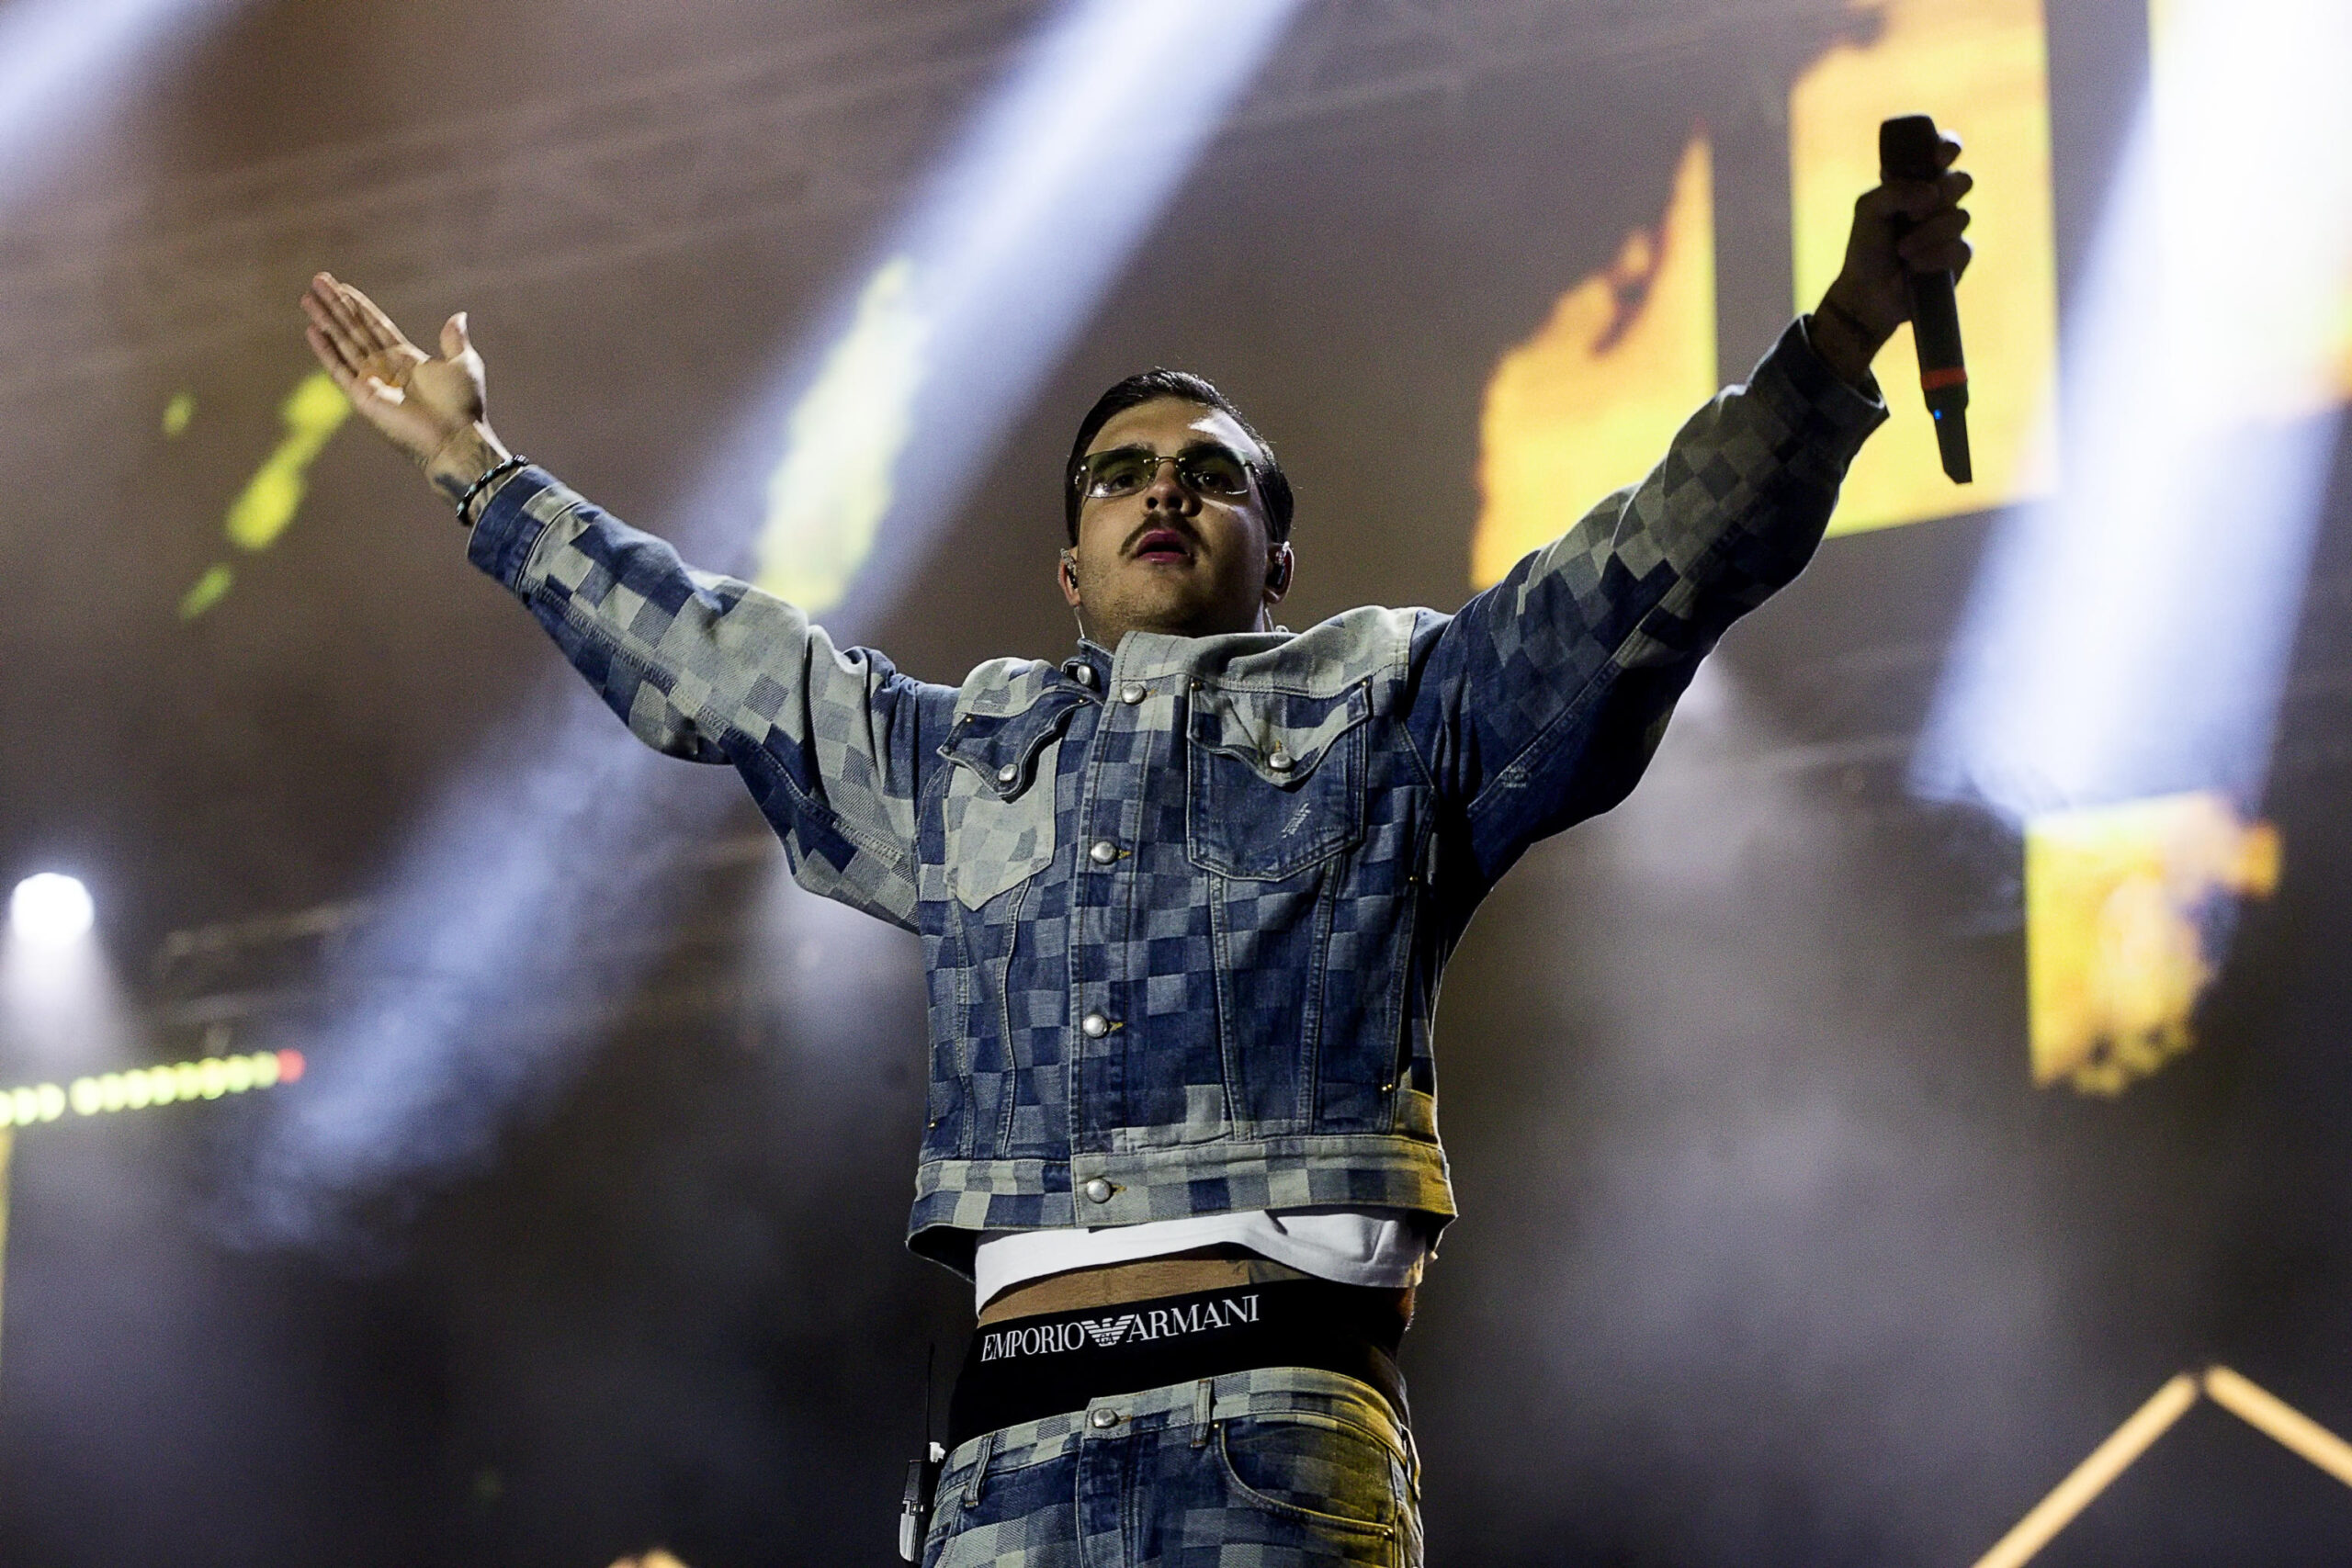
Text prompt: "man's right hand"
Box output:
[[301, 271, 510, 505]]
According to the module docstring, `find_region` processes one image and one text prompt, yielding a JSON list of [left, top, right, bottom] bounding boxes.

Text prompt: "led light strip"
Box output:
[[1973, 1363, 2352, 1566], [0, 1050, 305, 1129], [1971, 1374, 2201, 1568]]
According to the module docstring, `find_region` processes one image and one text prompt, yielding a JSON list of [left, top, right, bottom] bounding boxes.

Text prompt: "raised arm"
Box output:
[[301, 276, 951, 929], [1404, 138, 1971, 895]]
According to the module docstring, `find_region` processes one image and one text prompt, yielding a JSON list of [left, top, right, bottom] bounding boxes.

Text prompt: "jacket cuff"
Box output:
[[1758, 314, 1891, 457], [464, 465, 571, 592]]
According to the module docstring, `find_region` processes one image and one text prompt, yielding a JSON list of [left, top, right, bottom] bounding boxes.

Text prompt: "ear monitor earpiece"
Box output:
[[1267, 548, 1293, 595], [1060, 551, 1092, 643]]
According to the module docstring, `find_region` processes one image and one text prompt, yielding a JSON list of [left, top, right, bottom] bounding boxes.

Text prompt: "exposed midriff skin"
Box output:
[[975, 1246, 1416, 1328]]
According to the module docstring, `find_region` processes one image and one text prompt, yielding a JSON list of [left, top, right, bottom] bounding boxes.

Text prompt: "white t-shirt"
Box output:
[[973, 1206, 1429, 1313]]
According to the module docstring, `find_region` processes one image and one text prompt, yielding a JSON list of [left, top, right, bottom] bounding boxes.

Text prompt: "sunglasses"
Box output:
[[1072, 442, 1255, 502]]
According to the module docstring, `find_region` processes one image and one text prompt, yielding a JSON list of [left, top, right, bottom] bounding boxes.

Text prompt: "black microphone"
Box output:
[[1880, 113, 1972, 484]]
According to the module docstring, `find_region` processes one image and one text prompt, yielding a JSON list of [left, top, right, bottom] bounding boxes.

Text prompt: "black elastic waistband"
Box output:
[[945, 1279, 1408, 1453]]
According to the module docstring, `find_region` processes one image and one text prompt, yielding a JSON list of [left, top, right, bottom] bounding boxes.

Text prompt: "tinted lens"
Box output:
[[1083, 447, 1157, 497], [1179, 446, 1250, 496]]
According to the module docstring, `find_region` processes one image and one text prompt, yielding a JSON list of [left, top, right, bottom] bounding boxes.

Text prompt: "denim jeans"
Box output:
[[921, 1367, 1423, 1567]]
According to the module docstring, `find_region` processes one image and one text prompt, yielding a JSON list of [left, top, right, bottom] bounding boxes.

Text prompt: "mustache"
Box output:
[[1123, 517, 1202, 555]]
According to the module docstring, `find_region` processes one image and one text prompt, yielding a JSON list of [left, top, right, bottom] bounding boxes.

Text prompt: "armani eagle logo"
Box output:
[[978, 1293, 1261, 1362]]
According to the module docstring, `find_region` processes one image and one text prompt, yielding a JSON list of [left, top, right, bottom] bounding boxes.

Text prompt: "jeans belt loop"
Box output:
[[1191, 1378, 1215, 1448], [963, 1428, 996, 1508]]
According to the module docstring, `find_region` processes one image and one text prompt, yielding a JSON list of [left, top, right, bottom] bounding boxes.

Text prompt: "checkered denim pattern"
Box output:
[[920, 1367, 1420, 1568], [469, 319, 1884, 1276]]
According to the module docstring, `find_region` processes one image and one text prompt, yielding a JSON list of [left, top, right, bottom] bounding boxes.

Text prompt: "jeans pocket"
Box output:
[[1215, 1412, 1402, 1542], [924, 1442, 1070, 1568]]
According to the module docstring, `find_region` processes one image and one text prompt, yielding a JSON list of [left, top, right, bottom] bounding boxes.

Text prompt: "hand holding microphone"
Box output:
[[1810, 116, 1976, 482], [1882, 114, 1974, 482]]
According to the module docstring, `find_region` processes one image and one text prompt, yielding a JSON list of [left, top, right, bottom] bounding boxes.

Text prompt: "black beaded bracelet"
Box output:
[[456, 453, 530, 527], [1814, 293, 1880, 344]]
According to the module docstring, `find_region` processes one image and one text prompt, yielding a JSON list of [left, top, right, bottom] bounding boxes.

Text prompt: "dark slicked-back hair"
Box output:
[[1063, 368, 1294, 545]]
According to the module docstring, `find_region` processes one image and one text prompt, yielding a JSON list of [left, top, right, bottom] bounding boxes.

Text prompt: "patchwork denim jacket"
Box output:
[[467, 321, 1884, 1275]]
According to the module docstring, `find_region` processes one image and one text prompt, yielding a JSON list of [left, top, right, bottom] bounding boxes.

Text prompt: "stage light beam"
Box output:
[[240, 0, 1299, 1253], [1914, 0, 2352, 823], [1910, 0, 2345, 1094], [748, 0, 1304, 618], [0, 0, 245, 215]]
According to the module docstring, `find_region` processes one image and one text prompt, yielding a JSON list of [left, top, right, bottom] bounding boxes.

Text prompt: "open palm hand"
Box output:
[[301, 271, 488, 469]]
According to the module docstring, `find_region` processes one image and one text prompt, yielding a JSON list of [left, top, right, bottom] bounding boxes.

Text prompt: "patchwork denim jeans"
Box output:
[[921, 1368, 1422, 1568]]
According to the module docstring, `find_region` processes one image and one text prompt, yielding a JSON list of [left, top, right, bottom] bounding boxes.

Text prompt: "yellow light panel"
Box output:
[[1470, 133, 1718, 589], [1790, 0, 2060, 536], [2023, 792, 2278, 1095]]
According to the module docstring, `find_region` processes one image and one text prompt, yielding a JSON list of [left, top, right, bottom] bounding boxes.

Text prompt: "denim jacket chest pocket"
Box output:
[[937, 695, 1080, 910], [1186, 682, 1372, 878]]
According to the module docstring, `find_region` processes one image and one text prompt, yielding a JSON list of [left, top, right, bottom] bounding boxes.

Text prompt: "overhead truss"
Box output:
[[0, 0, 1859, 400]]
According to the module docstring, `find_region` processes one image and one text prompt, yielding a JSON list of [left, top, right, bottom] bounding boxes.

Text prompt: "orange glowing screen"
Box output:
[[2023, 792, 2278, 1096], [1791, 0, 2061, 537], [1470, 134, 1718, 588], [1472, 0, 2064, 583]]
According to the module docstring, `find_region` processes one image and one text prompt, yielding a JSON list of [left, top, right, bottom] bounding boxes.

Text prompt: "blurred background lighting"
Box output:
[[237, 0, 1300, 1253], [748, 0, 1304, 618], [1915, 0, 2352, 823], [0, 1050, 299, 1130], [0, 0, 244, 215], [9, 874, 94, 948], [2024, 791, 2281, 1096]]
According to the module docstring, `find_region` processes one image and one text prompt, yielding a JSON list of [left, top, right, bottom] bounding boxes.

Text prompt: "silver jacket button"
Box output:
[[1072, 664, 1095, 687], [1080, 1011, 1110, 1038], [1089, 840, 1118, 864], [1120, 682, 1147, 705], [1083, 1178, 1114, 1204], [1089, 1406, 1120, 1427], [1266, 747, 1295, 773], [995, 763, 1019, 784]]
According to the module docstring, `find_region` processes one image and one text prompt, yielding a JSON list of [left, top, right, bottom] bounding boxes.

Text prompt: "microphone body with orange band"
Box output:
[[1881, 113, 1973, 484]]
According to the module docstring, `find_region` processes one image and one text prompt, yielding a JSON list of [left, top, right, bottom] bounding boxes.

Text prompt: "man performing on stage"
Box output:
[[302, 130, 1970, 1565]]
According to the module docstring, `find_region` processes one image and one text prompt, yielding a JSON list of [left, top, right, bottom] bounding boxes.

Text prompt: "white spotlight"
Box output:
[[1914, 0, 2352, 823], [10, 873, 95, 947]]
